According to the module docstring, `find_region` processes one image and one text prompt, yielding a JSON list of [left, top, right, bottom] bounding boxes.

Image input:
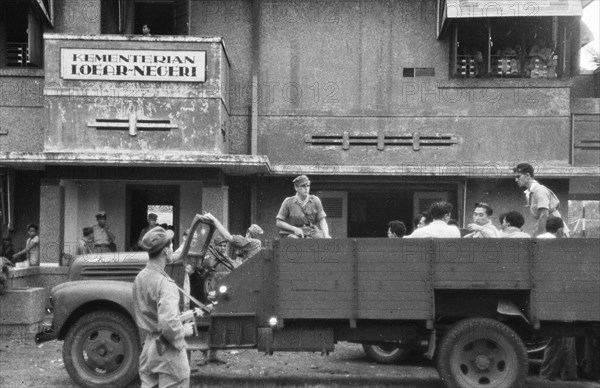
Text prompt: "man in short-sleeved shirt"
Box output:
[[514, 163, 569, 237], [92, 211, 116, 252], [276, 175, 330, 238], [464, 202, 500, 238]]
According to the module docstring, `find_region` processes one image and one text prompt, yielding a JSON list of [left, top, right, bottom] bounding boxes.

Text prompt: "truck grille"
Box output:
[[79, 266, 144, 281]]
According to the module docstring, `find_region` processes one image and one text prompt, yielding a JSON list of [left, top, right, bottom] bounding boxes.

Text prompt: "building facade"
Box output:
[[1, 0, 599, 262]]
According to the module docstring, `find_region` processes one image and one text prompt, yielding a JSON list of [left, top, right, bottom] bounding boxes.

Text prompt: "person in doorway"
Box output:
[[138, 213, 158, 250], [93, 211, 116, 252], [405, 202, 460, 238], [499, 211, 531, 238], [387, 220, 406, 238], [142, 24, 151, 36], [513, 163, 569, 237], [12, 224, 40, 267], [133, 226, 193, 388], [464, 202, 500, 238], [77, 227, 95, 256], [1, 237, 16, 265], [276, 175, 330, 239]]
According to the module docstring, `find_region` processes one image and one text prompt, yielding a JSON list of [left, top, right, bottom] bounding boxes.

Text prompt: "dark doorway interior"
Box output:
[[134, 3, 174, 35], [126, 185, 179, 251], [348, 192, 413, 238]]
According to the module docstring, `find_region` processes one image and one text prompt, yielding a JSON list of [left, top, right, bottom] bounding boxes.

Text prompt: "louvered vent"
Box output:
[[322, 197, 343, 218], [305, 132, 459, 151], [80, 266, 145, 281]]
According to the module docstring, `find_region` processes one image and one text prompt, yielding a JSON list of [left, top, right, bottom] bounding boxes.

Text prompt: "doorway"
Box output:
[[126, 185, 179, 251], [347, 192, 413, 238]]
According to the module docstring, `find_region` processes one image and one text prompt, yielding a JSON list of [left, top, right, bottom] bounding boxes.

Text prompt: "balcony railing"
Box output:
[[6, 42, 29, 67]]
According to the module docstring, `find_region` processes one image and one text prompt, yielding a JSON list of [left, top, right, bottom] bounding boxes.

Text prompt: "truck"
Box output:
[[37, 214, 600, 388]]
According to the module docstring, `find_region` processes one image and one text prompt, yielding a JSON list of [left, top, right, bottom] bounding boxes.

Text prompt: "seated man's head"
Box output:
[[246, 224, 264, 240], [414, 212, 432, 229], [428, 202, 453, 222], [500, 211, 525, 231], [83, 227, 94, 242], [213, 235, 228, 254], [545, 216, 564, 235], [473, 202, 493, 226], [387, 220, 406, 238]]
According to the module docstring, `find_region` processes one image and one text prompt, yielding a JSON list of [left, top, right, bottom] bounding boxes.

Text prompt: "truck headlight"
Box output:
[[218, 285, 228, 294], [269, 317, 278, 327]]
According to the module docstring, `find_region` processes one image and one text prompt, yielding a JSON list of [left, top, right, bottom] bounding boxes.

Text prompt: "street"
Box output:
[[1, 337, 599, 388]]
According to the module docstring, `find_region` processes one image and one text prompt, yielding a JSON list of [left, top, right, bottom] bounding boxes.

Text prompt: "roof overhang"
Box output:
[[0, 152, 271, 176], [270, 164, 600, 179], [438, 0, 584, 38]]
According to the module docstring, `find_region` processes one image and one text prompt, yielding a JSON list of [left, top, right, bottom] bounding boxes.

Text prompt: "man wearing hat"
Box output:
[[276, 175, 330, 238], [133, 226, 194, 387], [513, 163, 569, 237], [76, 227, 95, 256], [138, 213, 159, 250], [204, 213, 263, 263], [92, 211, 116, 252]]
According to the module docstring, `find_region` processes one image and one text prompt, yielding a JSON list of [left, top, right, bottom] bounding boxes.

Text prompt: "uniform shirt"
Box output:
[[276, 195, 327, 236], [231, 235, 262, 261], [464, 221, 500, 238], [525, 180, 560, 219], [132, 261, 187, 350], [405, 220, 461, 238], [93, 225, 114, 245], [500, 227, 531, 238]]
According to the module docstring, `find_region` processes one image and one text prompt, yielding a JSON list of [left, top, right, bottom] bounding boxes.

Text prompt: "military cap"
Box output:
[[95, 211, 107, 219], [147, 213, 158, 221], [140, 226, 174, 255], [293, 175, 310, 186]]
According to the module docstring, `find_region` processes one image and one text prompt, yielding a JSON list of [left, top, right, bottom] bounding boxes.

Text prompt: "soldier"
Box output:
[[93, 211, 116, 252], [133, 226, 194, 387]]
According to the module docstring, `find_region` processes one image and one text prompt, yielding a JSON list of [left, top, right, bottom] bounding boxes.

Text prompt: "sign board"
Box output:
[[60, 48, 206, 82]]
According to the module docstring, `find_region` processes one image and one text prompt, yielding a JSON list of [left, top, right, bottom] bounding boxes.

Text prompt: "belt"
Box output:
[[94, 244, 110, 247]]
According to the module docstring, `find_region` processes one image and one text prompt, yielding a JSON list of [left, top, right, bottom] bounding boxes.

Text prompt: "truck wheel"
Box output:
[[362, 343, 411, 364], [437, 318, 528, 388], [63, 310, 140, 388]]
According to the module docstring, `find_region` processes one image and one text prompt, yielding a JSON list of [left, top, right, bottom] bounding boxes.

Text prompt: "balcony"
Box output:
[[43, 34, 231, 155]]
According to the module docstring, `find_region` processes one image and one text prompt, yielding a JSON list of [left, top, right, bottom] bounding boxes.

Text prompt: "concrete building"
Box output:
[[1, 0, 599, 263]]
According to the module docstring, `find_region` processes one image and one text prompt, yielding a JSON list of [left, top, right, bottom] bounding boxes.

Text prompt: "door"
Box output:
[[126, 185, 179, 251]]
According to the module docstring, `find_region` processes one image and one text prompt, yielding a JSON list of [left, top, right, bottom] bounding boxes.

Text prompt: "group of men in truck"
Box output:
[[130, 162, 575, 387]]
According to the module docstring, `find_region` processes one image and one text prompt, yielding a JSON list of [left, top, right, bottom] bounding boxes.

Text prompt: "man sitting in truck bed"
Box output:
[[405, 202, 461, 238], [203, 213, 263, 262]]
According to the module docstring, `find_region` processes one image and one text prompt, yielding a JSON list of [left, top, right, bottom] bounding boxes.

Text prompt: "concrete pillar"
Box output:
[[39, 180, 64, 264], [202, 185, 229, 229]]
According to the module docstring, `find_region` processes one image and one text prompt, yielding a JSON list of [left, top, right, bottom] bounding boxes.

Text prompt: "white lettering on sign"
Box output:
[[61, 49, 206, 82]]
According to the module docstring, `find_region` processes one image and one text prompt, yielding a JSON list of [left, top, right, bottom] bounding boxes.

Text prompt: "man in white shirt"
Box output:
[[499, 211, 530, 238], [464, 202, 500, 238], [405, 202, 461, 238], [536, 216, 565, 239]]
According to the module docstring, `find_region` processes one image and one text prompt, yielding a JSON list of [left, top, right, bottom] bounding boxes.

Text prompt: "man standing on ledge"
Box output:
[[513, 163, 569, 237], [133, 226, 193, 388], [93, 211, 116, 252], [276, 175, 331, 238]]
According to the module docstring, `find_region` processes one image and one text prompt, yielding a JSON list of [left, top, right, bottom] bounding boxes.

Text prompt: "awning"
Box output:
[[438, 0, 583, 38]]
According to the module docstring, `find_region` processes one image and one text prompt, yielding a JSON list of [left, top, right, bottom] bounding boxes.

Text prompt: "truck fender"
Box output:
[[51, 280, 136, 338], [497, 299, 530, 325]]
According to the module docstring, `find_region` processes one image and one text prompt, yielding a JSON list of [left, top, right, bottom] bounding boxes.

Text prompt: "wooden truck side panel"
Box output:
[[533, 238, 600, 322]]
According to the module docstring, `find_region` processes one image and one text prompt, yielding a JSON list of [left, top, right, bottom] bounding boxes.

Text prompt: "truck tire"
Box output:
[[437, 318, 528, 388], [63, 310, 140, 388], [362, 344, 411, 364]]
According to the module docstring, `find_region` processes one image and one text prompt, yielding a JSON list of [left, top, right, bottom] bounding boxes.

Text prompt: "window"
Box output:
[[0, 2, 44, 68], [101, 0, 189, 35], [451, 17, 575, 79]]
